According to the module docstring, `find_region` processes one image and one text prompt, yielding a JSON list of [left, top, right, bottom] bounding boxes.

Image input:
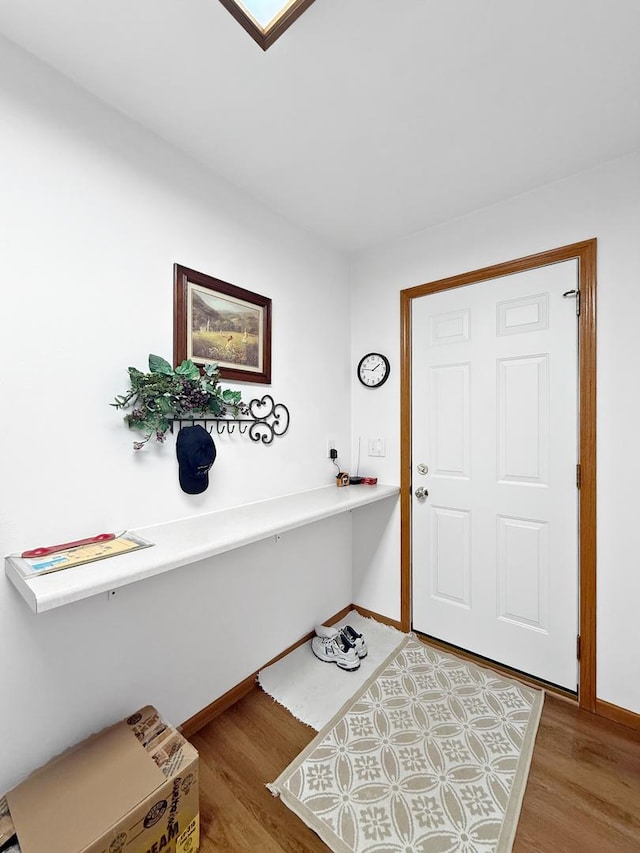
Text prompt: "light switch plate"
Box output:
[[368, 438, 386, 457]]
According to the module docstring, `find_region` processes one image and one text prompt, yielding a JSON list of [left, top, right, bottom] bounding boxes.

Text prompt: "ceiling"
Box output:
[[1, 0, 640, 254]]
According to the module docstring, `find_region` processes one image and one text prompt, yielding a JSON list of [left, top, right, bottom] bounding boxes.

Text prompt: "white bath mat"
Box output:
[[258, 611, 406, 730]]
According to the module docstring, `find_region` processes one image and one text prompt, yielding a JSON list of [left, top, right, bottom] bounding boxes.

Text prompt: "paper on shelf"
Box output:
[[8, 532, 153, 579]]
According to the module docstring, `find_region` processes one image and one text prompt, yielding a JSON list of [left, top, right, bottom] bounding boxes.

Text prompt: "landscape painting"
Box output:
[[174, 264, 272, 384], [190, 285, 262, 370]]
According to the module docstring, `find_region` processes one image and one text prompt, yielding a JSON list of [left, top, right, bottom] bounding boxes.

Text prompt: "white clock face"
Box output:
[[358, 353, 390, 387]]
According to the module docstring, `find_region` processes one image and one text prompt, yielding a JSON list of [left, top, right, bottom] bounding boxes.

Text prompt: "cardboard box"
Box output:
[[5, 706, 199, 853], [0, 795, 16, 848]]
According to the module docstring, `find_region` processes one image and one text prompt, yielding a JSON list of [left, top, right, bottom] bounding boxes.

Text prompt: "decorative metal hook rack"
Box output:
[[169, 395, 290, 445]]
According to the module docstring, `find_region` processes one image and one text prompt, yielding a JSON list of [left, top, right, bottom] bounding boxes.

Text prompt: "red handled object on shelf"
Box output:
[[21, 533, 116, 559]]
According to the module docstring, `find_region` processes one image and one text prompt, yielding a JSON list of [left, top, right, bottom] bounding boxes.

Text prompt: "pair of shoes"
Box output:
[[315, 623, 368, 659], [315, 625, 368, 659], [311, 631, 360, 671]]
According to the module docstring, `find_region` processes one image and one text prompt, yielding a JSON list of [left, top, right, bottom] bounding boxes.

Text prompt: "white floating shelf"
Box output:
[[5, 484, 399, 614]]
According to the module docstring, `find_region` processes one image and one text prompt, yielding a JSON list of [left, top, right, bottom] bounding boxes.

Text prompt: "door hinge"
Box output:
[[576, 635, 581, 660], [576, 464, 581, 489]]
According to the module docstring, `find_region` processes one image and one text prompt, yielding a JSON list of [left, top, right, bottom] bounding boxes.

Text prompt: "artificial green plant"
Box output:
[[112, 354, 244, 449]]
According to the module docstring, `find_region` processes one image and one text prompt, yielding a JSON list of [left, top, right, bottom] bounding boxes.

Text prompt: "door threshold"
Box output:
[[414, 630, 578, 703]]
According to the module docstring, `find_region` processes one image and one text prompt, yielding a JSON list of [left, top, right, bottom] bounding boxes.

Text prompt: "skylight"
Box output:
[[240, 0, 297, 28], [219, 0, 316, 50]]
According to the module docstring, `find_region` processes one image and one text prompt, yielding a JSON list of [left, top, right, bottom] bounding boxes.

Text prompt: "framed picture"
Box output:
[[174, 264, 272, 384]]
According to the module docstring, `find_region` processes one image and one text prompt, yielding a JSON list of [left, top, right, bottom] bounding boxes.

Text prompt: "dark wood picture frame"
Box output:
[[174, 264, 272, 385]]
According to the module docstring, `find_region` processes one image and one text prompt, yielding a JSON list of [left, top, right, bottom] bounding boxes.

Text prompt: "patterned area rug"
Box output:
[[269, 636, 543, 853]]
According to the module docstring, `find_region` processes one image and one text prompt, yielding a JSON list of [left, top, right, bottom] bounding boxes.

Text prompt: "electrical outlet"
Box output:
[[327, 438, 336, 458]]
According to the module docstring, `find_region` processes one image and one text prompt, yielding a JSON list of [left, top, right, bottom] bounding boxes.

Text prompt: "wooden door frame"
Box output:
[[400, 239, 597, 712]]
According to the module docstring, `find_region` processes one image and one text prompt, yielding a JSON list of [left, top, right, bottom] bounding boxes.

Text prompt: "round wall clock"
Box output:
[[357, 352, 390, 388]]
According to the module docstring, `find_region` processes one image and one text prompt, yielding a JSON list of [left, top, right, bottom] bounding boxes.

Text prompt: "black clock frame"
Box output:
[[357, 352, 391, 388]]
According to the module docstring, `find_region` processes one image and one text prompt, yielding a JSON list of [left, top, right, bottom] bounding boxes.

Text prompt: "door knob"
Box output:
[[414, 487, 429, 500]]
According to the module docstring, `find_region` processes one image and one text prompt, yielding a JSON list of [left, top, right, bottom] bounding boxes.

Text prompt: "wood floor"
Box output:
[[191, 684, 640, 852]]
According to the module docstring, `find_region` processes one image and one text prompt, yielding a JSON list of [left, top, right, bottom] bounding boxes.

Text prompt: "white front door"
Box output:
[[411, 260, 579, 690]]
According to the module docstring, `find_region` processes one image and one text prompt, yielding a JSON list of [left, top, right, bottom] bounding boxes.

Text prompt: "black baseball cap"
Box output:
[[176, 425, 217, 494]]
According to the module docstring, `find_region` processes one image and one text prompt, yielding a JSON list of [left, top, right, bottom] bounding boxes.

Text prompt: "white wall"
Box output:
[[4, 27, 638, 797], [0, 38, 353, 792], [350, 148, 640, 714]]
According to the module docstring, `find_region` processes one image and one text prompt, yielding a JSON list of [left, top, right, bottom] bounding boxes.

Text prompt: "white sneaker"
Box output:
[[311, 632, 360, 671], [314, 623, 339, 639], [341, 625, 367, 659], [314, 623, 368, 659]]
